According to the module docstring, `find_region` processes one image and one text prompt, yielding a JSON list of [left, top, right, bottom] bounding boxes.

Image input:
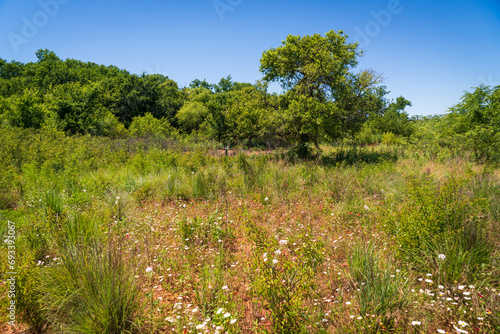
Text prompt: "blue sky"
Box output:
[[1, 0, 499, 116]]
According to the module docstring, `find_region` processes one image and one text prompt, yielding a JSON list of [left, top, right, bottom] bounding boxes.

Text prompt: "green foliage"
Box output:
[[176, 101, 208, 132], [411, 224, 494, 284], [15, 255, 49, 333], [423, 85, 500, 162], [348, 243, 410, 326], [128, 113, 177, 138], [41, 239, 141, 333], [259, 30, 401, 152], [385, 175, 494, 283], [260, 30, 360, 96], [0, 50, 184, 136], [0, 88, 51, 129]]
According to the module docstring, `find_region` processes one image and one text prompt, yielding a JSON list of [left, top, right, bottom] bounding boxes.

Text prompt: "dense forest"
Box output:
[[1, 30, 499, 334]]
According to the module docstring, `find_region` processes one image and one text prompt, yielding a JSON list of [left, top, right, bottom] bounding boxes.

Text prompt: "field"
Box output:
[[1, 127, 499, 333]]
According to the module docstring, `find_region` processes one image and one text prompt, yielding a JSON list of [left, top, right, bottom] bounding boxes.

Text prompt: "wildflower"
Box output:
[[274, 249, 281, 255], [453, 325, 468, 333], [458, 320, 468, 327], [425, 279, 433, 284], [223, 312, 231, 318], [195, 323, 205, 329], [437, 330, 446, 333], [165, 316, 176, 323], [438, 254, 446, 260], [216, 308, 224, 315], [438, 285, 444, 289], [272, 259, 279, 264], [279, 239, 288, 245], [364, 205, 370, 210], [411, 321, 421, 326], [174, 303, 182, 309], [458, 285, 465, 290], [264, 197, 269, 202], [263, 253, 267, 259], [230, 318, 237, 324], [145, 266, 153, 273], [222, 285, 228, 290]]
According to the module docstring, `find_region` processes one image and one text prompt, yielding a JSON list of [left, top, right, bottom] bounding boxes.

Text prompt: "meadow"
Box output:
[[1, 126, 499, 333]]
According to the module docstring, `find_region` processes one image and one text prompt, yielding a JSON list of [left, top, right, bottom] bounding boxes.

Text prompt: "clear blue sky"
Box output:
[[1, 0, 499, 116]]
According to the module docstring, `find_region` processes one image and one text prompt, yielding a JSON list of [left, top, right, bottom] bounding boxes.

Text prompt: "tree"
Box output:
[[260, 30, 385, 154], [260, 30, 361, 100], [449, 84, 500, 130], [445, 85, 500, 161], [364, 96, 413, 137]]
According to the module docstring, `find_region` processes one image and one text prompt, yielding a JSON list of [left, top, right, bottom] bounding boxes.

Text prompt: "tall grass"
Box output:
[[2, 127, 499, 333], [41, 237, 142, 333], [348, 242, 410, 329]]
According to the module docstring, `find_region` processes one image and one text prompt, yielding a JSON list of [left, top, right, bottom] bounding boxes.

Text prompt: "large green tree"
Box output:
[[260, 30, 388, 153]]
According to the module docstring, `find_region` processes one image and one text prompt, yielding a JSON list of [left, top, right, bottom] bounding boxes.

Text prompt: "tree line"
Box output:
[[1, 30, 498, 159]]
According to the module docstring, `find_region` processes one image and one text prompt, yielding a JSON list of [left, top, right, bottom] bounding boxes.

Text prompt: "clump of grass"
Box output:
[[40, 236, 142, 333], [410, 220, 494, 284], [347, 242, 411, 329], [384, 175, 494, 283], [43, 189, 65, 224]]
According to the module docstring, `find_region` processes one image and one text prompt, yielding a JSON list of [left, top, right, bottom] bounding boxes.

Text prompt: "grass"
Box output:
[[0, 127, 499, 333]]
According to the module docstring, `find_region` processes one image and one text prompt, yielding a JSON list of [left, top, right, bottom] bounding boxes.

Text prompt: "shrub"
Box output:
[[129, 113, 177, 138]]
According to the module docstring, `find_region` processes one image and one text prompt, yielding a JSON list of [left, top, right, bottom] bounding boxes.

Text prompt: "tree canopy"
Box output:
[[0, 42, 416, 154]]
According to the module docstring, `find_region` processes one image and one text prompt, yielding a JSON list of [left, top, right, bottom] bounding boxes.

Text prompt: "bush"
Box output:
[[128, 113, 177, 138]]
